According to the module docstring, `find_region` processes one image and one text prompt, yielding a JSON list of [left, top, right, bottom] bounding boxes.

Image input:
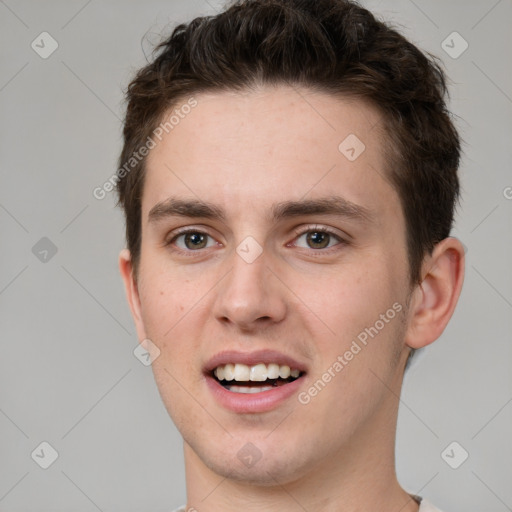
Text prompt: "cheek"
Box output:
[[138, 270, 211, 378], [140, 277, 207, 427], [298, 255, 405, 361], [138, 267, 194, 336], [299, 269, 408, 437], [139, 287, 181, 339]]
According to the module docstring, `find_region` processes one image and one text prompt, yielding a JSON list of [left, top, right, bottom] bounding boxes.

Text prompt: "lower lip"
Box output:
[[205, 374, 305, 413]]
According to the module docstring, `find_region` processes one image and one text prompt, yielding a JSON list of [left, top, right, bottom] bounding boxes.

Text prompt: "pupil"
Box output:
[[307, 231, 329, 249]]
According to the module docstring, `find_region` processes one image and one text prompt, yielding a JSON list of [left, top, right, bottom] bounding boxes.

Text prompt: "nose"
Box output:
[[212, 247, 287, 332]]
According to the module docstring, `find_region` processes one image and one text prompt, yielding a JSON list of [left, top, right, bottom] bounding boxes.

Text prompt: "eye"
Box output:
[[169, 229, 217, 251], [293, 227, 345, 250]]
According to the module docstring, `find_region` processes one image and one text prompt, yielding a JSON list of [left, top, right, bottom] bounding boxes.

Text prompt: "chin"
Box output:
[[189, 434, 315, 487], [210, 456, 306, 486]]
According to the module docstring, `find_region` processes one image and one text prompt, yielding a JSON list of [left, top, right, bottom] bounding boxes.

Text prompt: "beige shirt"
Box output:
[[417, 497, 444, 511], [171, 496, 444, 511]]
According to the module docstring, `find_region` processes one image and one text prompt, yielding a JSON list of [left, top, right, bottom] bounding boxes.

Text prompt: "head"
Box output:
[[117, 0, 464, 487]]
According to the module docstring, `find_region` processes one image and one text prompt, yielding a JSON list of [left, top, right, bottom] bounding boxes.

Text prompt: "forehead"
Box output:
[[142, 85, 401, 226]]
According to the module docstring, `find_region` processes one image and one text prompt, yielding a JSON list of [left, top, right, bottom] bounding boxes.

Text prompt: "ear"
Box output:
[[404, 237, 465, 349], [119, 248, 147, 342]]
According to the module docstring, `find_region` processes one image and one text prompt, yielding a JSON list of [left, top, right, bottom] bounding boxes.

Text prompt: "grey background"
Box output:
[[0, 0, 511, 511]]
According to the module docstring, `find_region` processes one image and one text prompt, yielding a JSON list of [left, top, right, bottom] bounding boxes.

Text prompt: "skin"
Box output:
[[119, 85, 465, 512]]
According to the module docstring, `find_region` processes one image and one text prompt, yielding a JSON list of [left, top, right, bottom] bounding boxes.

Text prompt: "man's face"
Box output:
[[126, 86, 415, 484]]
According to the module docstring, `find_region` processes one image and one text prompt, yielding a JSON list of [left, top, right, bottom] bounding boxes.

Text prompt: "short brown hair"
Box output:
[[116, 0, 461, 286]]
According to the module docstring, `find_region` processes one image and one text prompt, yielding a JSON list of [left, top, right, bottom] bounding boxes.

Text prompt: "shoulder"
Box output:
[[172, 499, 444, 512], [419, 497, 445, 512]]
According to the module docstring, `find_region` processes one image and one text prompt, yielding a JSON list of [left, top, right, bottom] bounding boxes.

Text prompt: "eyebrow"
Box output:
[[147, 195, 375, 225]]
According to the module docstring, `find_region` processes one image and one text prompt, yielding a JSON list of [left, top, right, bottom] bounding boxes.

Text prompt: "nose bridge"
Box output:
[[213, 243, 286, 328]]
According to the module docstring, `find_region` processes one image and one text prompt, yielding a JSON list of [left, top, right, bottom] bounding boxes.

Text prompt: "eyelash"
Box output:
[[289, 225, 347, 253], [165, 225, 347, 256]]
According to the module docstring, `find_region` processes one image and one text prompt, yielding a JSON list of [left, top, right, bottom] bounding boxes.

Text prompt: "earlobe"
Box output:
[[404, 237, 465, 350], [118, 249, 147, 342]]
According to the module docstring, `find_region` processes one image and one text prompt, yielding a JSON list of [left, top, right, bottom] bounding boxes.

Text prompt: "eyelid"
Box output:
[[289, 224, 349, 246], [164, 224, 349, 255], [164, 226, 220, 250]]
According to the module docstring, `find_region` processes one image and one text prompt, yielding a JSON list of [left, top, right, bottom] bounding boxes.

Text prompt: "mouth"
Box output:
[[203, 350, 308, 413], [211, 363, 304, 394]]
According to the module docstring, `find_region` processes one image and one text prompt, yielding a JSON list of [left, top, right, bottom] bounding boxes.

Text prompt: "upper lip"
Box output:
[[204, 349, 308, 374]]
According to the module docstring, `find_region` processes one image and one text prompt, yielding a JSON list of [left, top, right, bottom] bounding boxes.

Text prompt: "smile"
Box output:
[[213, 363, 303, 394], [204, 349, 308, 412]]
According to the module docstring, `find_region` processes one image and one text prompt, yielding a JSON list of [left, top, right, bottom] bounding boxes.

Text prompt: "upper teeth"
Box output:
[[214, 363, 301, 381]]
